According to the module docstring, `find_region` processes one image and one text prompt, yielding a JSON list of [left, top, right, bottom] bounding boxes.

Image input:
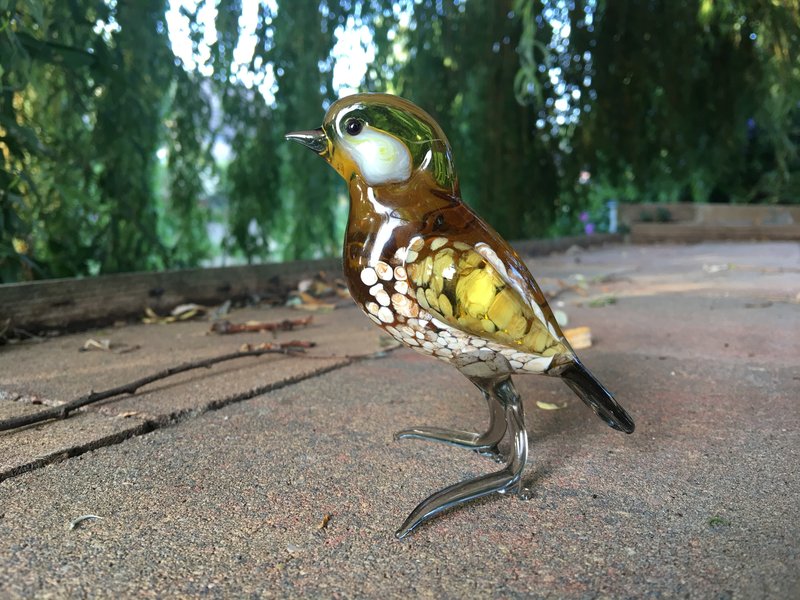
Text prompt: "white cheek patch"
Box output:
[[342, 126, 412, 186]]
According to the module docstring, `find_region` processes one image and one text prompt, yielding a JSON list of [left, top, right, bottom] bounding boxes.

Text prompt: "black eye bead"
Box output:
[[345, 119, 364, 136]]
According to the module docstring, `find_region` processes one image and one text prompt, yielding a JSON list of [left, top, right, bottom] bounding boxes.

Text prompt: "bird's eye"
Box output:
[[345, 119, 364, 136]]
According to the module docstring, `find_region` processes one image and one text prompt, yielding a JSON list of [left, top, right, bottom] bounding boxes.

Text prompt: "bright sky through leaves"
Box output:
[[166, 0, 375, 101]]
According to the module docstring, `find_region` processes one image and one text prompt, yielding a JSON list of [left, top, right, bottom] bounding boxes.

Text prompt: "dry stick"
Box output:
[[210, 315, 313, 335], [0, 344, 310, 433]]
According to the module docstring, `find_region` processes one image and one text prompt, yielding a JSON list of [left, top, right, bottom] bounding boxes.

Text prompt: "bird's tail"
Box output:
[[558, 360, 635, 434]]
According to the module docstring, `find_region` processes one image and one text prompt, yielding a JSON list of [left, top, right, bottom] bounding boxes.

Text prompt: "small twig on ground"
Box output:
[[0, 342, 311, 433], [210, 315, 313, 335], [239, 341, 316, 351], [285, 342, 403, 362]]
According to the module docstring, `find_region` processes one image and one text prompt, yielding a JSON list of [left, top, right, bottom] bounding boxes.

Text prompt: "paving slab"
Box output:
[[0, 305, 387, 480], [0, 241, 797, 598]]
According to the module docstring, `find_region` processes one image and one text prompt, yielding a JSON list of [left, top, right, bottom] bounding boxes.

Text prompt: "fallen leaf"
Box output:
[[298, 291, 319, 304], [171, 303, 206, 317], [292, 302, 336, 312], [563, 326, 592, 350], [536, 400, 567, 410], [702, 263, 730, 274], [142, 307, 166, 324], [318, 513, 332, 530], [588, 295, 616, 308], [81, 338, 111, 352], [68, 514, 103, 530], [144, 304, 207, 324], [80, 338, 139, 354]]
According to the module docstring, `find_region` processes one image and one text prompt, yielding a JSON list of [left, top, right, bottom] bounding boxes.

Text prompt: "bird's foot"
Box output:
[[497, 478, 533, 500], [394, 426, 495, 451], [517, 486, 533, 501], [395, 380, 528, 539], [395, 381, 508, 454], [474, 445, 505, 463], [395, 462, 524, 540]]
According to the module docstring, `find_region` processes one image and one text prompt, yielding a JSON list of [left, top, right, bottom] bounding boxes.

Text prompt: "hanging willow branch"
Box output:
[[0, 342, 313, 433]]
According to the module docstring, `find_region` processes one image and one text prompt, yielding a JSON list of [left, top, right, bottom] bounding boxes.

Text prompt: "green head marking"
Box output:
[[324, 93, 457, 191]]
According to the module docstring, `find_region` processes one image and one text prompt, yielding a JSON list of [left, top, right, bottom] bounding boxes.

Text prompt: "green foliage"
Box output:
[[90, 0, 175, 273], [1, 0, 195, 279], [271, 0, 341, 260], [223, 87, 280, 263], [1, 0, 798, 282], [362, 0, 559, 240], [164, 68, 214, 267], [519, 0, 800, 209]]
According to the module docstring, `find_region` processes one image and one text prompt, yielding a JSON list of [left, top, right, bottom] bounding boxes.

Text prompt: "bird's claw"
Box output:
[[474, 446, 505, 463]]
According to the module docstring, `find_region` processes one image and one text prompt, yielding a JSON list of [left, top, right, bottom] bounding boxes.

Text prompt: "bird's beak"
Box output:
[[285, 128, 328, 155]]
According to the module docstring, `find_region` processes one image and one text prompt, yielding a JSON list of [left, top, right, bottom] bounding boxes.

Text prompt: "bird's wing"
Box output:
[[402, 225, 570, 360]]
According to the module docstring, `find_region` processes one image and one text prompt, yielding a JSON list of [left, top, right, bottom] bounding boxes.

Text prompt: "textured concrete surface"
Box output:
[[0, 241, 798, 598], [0, 306, 384, 480]]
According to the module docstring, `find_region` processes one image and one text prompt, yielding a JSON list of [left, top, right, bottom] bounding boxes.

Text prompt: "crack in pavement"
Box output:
[[0, 357, 359, 484]]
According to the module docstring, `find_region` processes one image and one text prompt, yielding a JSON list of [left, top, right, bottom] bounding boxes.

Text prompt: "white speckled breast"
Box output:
[[355, 236, 558, 379]]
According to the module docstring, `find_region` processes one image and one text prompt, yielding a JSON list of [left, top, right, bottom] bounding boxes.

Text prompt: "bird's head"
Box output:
[[286, 93, 457, 193]]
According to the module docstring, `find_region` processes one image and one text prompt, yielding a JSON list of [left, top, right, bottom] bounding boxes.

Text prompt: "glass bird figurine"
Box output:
[[286, 93, 634, 539]]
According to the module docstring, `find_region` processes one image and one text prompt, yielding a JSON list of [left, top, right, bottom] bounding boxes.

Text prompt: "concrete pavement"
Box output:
[[0, 241, 798, 598]]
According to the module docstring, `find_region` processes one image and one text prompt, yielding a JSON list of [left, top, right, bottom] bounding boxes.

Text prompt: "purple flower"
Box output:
[[584, 223, 595, 235], [579, 211, 590, 223]]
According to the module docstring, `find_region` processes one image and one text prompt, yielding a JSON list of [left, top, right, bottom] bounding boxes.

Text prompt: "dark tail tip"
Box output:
[[559, 361, 635, 434]]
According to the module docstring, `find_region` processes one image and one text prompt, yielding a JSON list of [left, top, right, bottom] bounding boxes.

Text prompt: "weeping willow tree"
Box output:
[[363, 0, 560, 239], [514, 0, 800, 207], [2, 0, 799, 283], [271, 0, 342, 259], [1, 0, 208, 279], [364, 0, 800, 235]]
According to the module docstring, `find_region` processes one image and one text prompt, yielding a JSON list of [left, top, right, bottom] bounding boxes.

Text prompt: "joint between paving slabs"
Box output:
[[0, 355, 369, 484]]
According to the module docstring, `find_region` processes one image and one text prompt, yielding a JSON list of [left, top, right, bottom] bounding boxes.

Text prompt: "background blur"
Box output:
[[1, 0, 798, 282]]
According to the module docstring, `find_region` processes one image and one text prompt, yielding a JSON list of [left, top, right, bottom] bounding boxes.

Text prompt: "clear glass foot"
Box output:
[[394, 426, 491, 448], [394, 377, 507, 452], [395, 378, 528, 539], [474, 446, 505, 463]]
